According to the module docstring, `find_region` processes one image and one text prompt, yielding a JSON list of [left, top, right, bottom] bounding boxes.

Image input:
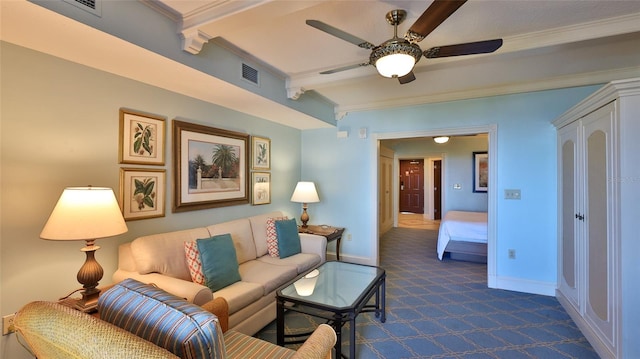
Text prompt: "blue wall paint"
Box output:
[[302, 87, 601, 284]]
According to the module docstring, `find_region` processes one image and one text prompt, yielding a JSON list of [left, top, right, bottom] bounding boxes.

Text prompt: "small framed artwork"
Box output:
[[119, 168, 166, 220], [251, 172, 271, 205], [473, 151, 488, 193], [173, 120, 249, 212], [119, 109, 166, 165], [251, 136, 271, 170]]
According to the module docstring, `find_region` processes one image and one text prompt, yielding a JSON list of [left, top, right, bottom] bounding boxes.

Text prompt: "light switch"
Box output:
[[505, 189, 521, 200]]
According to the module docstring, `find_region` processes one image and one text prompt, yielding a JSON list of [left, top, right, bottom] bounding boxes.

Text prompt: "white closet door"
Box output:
[[582, 101, 616, 349], [558, 122, 581, 313]]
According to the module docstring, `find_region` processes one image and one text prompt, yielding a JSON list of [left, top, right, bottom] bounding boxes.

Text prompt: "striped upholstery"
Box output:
[[98, 278, 225, 359], [224, 330, 295, 359]]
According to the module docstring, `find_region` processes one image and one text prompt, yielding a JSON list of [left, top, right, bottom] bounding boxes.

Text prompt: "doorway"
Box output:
[[375, 126, 497, 288], [399, 159, 424, 214]]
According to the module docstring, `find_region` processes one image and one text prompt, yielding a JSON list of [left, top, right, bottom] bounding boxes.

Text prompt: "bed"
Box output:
[[437, 211, 488, 262]]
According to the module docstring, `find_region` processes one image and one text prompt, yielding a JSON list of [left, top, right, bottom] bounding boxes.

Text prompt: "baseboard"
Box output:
[[556, 290, 616, 359], [492, 276, 556, 296]]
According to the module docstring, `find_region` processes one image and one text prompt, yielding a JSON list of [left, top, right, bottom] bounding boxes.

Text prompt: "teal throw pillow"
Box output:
[[197, 233, 241, 292], [274, 218, 302, 259]]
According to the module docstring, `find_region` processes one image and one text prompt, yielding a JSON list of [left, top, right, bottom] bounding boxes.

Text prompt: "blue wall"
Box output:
[[302, 87, 601, 289]]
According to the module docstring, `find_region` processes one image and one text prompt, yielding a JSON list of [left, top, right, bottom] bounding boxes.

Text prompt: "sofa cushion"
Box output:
[[248, 211, 285, 257], [131, 227, 210, 280], [184, 241, 205, 285], [266, 216, 288, 257], [198, 234, 242, 292], [98, 278, 226, 359], [213, 281, 264, 315], [256, 253, 321, 274], [275, 219, 302, 259], [206, 218, 256, 265], [239, 260, 297, 295]]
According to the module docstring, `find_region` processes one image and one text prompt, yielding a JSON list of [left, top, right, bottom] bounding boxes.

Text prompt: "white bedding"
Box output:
[[437, 211, 488, 260]]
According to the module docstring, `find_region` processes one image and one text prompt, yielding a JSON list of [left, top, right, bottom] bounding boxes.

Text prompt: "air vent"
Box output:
[[242, 63, 259, 86], [63, 0, 102, 16]]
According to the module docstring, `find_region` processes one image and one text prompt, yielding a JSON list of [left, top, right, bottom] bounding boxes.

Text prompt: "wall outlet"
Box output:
[[346, 234, 352, 241], [3, 314, 16, 335], [508, 249, 516, 259]]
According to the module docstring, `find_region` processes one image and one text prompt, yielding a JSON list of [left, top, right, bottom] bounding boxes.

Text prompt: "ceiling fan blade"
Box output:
[[398, 71, 416, 84], [424, 39, 503, 58], [320, 63, 371, 75], [306, 20, 376, 50], [405, 0, 467, 43]]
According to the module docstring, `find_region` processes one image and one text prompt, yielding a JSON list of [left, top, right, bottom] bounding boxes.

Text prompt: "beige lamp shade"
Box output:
[[290, 182, 320, 203], [40, 187, 128, 241]]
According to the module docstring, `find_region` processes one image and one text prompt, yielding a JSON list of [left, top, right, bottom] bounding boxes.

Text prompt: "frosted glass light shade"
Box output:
[[40, 187, 128, 241], [434, 136, 450, 144], [375, 53, 416, 78]]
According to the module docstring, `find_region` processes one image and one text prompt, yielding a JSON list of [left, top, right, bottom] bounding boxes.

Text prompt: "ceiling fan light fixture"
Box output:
[[434, 136, 450, 144], [370, 40, 422, 78], [375, 53, 415, 78]]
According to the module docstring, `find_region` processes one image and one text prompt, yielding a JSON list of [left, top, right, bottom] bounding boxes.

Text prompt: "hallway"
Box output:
[[398, 212, 441, 231]]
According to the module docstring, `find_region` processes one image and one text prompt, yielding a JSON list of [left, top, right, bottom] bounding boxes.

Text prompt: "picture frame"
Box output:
[[251, 136, 271, 170], [119, 168, 166, 220], [251, 172, 271, 205], [173, 120, 249, 212], [119, 108, 166, 165], [473, 151, 488, 193]]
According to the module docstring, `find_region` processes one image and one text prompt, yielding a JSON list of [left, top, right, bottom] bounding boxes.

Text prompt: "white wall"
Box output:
[[0, 42, 304, 358]]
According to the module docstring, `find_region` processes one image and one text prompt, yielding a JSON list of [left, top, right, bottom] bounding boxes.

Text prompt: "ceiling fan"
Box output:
[[306, 0, 503, 84]]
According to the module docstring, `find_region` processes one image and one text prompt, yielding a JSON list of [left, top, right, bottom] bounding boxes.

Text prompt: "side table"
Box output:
[[299, 225, 345, 261]]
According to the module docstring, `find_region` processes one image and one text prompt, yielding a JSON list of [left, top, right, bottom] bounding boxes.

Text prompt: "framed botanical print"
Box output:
[[119, 108, 166, 165], [119, 168, 166, 220], [473, 151, 488, 193], [251, 172, 271, 205], [251, 136, 270, 170], [173, 120, 249, 212]]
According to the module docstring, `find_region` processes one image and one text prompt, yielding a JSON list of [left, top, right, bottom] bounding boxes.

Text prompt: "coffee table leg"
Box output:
[[334, 316, 342, 359], [380, 277, 386, 323], [277, 298, 285, 346], [350, 316, 356, 359]]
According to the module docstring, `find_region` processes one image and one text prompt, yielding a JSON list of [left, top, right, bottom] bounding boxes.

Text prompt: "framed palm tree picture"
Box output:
[[172, 120, 249, 212]]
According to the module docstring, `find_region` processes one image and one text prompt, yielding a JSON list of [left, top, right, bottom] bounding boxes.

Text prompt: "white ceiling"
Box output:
[[2, 0, 640, 129], [148, 0, 640, 114]]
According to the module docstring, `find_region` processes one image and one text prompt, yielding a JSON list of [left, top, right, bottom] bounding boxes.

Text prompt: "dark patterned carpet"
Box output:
[[256, 227, 598, 359]]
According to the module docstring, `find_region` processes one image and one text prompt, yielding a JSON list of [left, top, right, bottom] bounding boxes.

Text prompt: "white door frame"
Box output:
[[373, 125, 498, 288]]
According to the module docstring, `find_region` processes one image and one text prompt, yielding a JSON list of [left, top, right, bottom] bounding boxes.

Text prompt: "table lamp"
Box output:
[[290, 181, 319, 228], [40, 186, 128, 313]]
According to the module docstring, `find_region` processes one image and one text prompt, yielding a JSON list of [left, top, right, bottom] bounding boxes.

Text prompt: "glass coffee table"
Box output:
[[276, 261, 386, 358]]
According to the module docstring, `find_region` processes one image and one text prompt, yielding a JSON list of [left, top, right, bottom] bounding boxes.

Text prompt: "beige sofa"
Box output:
[[113, 211, 327, 335]]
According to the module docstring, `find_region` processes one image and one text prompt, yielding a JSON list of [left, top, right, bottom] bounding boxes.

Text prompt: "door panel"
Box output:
[[433, 160, 442, 220], [399, 159, 424, 213], [379, 151, 394, 234]]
